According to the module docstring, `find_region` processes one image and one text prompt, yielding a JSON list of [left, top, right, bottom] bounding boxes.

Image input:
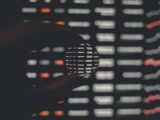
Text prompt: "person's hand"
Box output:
[[0, 21, 86, 119]]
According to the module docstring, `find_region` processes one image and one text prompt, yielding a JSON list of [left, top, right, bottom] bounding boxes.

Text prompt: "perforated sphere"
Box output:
[[65, 42, 99, 78]]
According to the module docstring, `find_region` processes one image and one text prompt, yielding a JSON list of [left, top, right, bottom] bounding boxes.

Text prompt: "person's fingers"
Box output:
[[31, 74, 86, 94], [0, 21, 82, 52]]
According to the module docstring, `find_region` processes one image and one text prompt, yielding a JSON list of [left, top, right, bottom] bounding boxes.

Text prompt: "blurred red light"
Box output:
[[39, 110, 50, 117], [54, 110, 64, 117], [40, 8, 51, 13], [40, 72, 50, 78], [55, 21, 65, 25], [54, 59, 64, 66]]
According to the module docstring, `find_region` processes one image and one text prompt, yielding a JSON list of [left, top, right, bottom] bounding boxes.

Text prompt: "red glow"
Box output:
[[55, 21, 65, 25], [40, 8, 51, 13], [144, 58, 160, 67], [40, 72, 50, 78], [53, 110, 64, 117], [54, 59, 64, 66], [146, 20, 160, 29], [143, 94, 160, 104], [39, 110, 50, 117], [143, 106, 160, 116]]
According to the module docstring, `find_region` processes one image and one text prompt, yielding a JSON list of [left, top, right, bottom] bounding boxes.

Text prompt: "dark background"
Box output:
[[0, 0, 160, 120], [0, 0, 22, 28]]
